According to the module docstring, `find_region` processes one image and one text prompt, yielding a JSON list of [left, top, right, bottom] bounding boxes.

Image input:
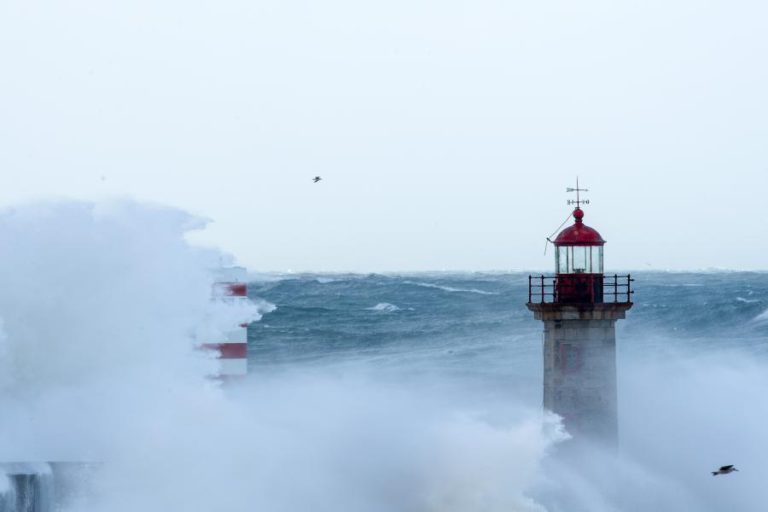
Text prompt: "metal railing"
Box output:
[[528, 274, 634, 304]]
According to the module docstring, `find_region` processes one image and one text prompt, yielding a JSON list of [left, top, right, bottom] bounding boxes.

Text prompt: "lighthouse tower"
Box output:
[[201, 267, 251, 381], [527, 185, 633, 449]]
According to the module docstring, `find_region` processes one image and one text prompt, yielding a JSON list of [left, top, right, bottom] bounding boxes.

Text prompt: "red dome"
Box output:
[[553, 208, 605, 246]]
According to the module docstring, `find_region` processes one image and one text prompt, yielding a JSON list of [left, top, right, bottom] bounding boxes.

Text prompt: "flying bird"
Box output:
[[712, 465, 738, 476], [313, 176, 322, 183]]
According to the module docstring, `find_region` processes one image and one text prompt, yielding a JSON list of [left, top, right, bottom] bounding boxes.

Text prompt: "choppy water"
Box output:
[[243, 271, 768, 511], [5, 263, 768, 512], [248, 270, 768, 384]]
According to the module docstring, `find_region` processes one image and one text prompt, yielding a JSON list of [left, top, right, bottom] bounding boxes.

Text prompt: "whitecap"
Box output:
[[403, 281, 499, 295], [367, 303, 401, 312]]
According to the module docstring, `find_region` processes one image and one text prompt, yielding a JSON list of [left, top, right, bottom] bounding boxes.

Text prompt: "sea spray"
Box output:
[[248, 271, 768, 511], [8, 201, 761, 511], [0, 200, 263, 507], [0, 200, 560, 512]]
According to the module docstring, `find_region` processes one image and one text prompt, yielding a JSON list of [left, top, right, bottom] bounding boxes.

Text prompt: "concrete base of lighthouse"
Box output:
[[527, 303, 632, 450], [0, 462, 95, 512]]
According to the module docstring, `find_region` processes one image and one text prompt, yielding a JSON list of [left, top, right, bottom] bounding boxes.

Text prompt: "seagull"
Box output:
[[712, 465, 738, 476], [313, 176, 322, 183]]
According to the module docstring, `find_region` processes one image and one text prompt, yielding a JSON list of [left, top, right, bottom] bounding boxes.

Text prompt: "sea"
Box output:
[[246, 271, 768, 511], [248, 270, 768, 380], [3, 263, 768, 512]]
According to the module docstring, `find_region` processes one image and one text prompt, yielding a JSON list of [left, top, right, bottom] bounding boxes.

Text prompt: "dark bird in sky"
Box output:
[[313, 176, 322, 183], [712, 465, 738, 476]]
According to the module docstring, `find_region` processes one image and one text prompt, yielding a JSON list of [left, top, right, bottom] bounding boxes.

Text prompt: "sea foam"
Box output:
[[367, 302, 401, 312]]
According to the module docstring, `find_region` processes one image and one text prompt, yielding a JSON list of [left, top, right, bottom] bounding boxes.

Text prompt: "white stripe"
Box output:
[[224, 328, 247, 343], [216, 296, 250, 304], [218, 358, 247, 376]]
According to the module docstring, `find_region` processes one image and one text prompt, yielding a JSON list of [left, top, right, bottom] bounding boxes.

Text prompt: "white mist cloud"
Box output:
[[5, 197, 759, 512], [536, 349, 768, 512], [0, 199, 560, 512], [619, 351, 768, 512], [0, 199, 266, 458]]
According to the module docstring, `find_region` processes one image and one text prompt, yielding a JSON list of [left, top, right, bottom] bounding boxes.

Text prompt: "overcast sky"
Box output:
[[1, 0, 767, 272]]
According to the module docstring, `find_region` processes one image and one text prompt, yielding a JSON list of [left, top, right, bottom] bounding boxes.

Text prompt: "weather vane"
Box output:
[[566, 177, 590, 208]]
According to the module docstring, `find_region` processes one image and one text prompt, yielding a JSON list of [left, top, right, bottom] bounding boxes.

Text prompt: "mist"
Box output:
[[0, 199, 559, 511], [0, 199, 765, 511]]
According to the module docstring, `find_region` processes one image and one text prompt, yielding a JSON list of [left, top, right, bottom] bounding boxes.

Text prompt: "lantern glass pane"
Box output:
[[572, 246, 588, 273], [557, 245, 603, 273], [591, 246, 604, 273], [556, 246, 569, 273]]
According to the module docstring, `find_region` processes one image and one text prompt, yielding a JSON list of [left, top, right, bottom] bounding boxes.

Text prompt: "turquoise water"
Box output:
[[248, 271, 768, 372]]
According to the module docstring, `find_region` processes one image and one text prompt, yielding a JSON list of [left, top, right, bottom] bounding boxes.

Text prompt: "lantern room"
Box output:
[[554, 207, 605, 274], [553, 207, 605, 303]]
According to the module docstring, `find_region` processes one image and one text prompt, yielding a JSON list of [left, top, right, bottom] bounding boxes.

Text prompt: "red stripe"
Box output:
[[200, 343, 247, 358], [225, 283, 247, 296], [212, 282, 247, 297]]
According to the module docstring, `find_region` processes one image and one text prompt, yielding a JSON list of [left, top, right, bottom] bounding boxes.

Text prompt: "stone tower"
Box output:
[[527, 202, 632, 449]]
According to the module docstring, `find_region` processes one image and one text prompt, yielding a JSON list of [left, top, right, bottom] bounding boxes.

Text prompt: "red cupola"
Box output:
[[553, 207, 605, 302], [554, 207, 605, 275], [553, 208, 604, 246]]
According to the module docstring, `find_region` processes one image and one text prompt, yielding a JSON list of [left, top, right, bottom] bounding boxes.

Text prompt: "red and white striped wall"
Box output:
[[204, 281, 249, 379]]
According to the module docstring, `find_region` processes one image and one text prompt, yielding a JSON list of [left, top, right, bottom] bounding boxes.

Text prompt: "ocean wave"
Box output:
[[403, 281, 499, 295], [752, 308, 768, 322], [367, 303, 401, 312], [736, 297, 759, 304], [253, 298, 278, 316]]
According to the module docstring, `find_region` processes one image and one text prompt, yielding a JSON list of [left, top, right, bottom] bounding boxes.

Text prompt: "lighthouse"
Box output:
[[527, 185, 633, 449], [200, 267, 251, 381]]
